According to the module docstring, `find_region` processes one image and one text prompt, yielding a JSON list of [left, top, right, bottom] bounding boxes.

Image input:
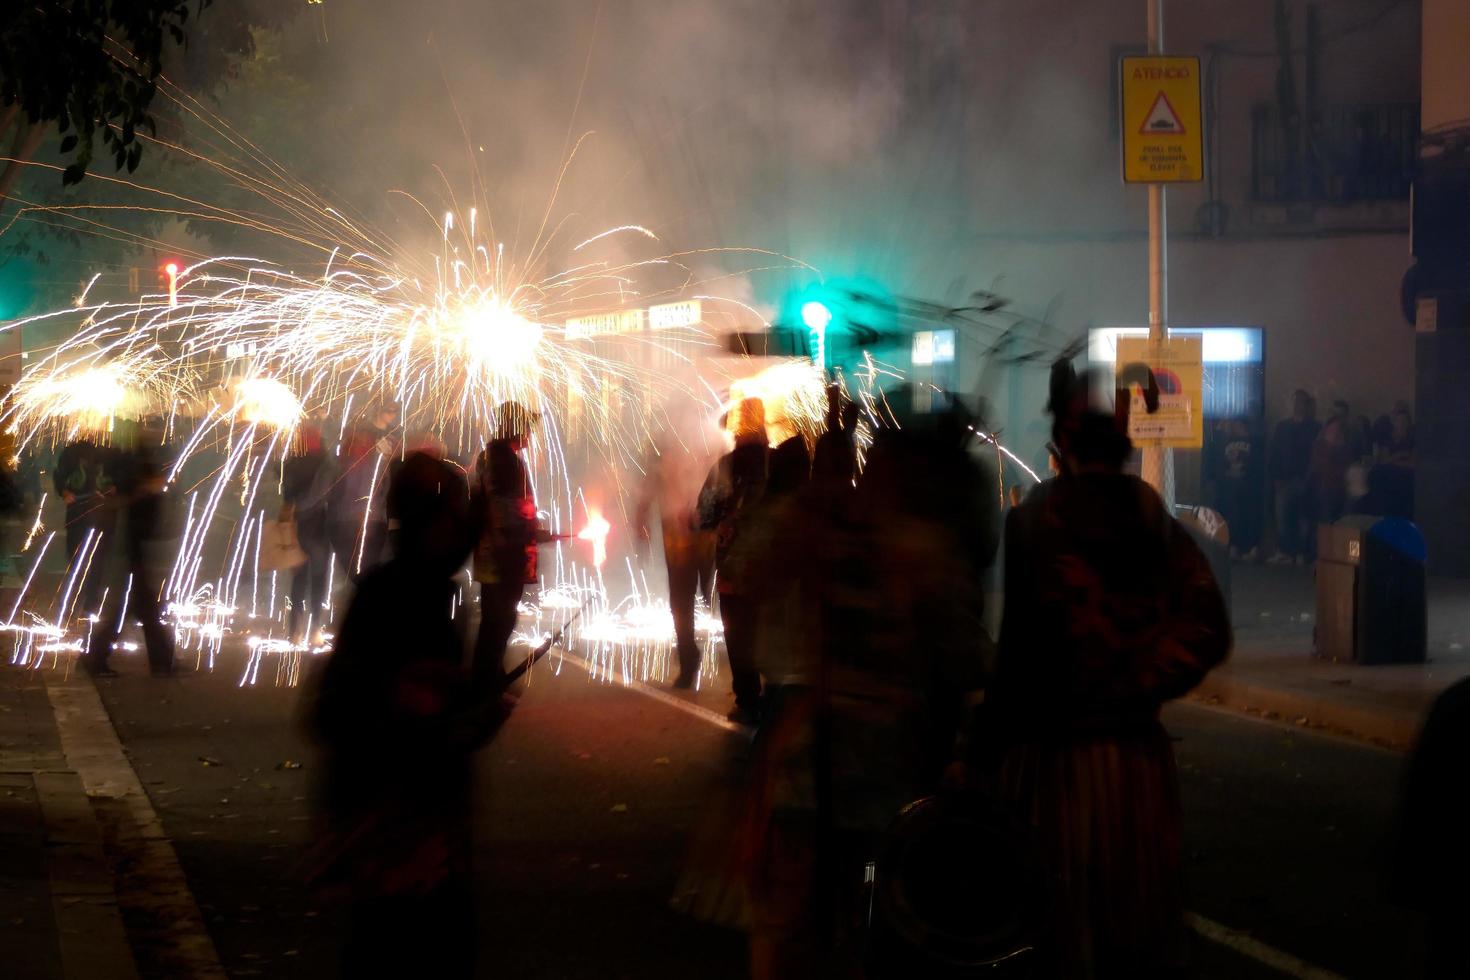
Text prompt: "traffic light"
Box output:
[[782, 277, 899, 370], [159, 261, 179, 307]]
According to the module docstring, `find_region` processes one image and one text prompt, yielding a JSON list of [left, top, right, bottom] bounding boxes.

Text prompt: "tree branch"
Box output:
[[0, 123, 48, 214]]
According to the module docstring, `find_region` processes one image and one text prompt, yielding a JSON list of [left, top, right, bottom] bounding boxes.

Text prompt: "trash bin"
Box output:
[[1315, 516, 1427, 664]]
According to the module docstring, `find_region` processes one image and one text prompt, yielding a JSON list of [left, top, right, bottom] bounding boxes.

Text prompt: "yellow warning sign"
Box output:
[[1116, 335, 1203, 449], [1120, 56, 1204, 184]]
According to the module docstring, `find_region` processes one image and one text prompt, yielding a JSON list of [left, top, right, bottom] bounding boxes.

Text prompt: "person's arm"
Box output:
[[1267, 422, 1286, 481], [1101, 519, 1232, 706], [695, 457, 731, 531]]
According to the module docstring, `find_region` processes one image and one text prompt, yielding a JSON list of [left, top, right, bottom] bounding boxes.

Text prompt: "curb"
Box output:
[[1191, 672, 1422, 752], [44, 671, 227, 980]]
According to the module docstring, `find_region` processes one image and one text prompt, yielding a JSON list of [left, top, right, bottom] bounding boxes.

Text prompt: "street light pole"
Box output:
[[1143, 0, 1174, 505]]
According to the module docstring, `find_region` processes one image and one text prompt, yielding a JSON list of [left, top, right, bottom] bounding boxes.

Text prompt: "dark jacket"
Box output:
[[1269, 418, 1320, 482], [990, 473, 1231, 738], [471, 439, 537, 584]]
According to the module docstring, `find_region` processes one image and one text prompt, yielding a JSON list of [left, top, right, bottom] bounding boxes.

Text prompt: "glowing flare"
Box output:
[[577, 512, 611, 568]]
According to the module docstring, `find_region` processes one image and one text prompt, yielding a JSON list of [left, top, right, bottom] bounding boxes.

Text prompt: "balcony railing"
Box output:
[[1251, 102, 1418, 204]]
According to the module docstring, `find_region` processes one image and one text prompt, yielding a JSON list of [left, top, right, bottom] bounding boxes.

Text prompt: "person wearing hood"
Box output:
[[470, 402, 542, 702]]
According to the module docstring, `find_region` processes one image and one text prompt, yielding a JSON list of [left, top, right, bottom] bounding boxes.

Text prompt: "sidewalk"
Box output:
[[0, 664, 139, 980], [1191, 562, 1470, 751]]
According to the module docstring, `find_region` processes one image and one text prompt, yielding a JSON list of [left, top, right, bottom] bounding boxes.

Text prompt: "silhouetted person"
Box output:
[[54, 436, 116, 624], [811, 388, 859, 489], [282, 422, 335, 644], [1217, 418, 1260, 560], [635, 417, 719, 689], [1390, 677, 1470, 978], [1269, 389, 1319, 564], [471, 402, 540, 701], [984, 360, 1231, 979], [309, 453, 490, 980], [87, 435, 174, 677], [699, 397, 770, 724], [1308, 414, 1352, 531], [739, 394, 993, 977], [328, 403, 399, 582]]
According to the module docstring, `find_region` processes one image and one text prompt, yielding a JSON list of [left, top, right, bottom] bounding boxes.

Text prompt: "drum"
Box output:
[[865, 795, 1047, 977]]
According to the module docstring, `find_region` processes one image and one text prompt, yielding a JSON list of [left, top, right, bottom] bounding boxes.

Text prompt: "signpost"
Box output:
[[1121, 1, 1204, 506]]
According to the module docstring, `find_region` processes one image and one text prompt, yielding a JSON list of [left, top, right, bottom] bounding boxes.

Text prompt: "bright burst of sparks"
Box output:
[[0, 83, 862, 681], [232, 377, 303, 431], [7, 358, 183, 439], [727, 358, 829, 447]]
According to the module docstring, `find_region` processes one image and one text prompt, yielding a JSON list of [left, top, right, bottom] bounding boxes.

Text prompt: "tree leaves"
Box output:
[[0, 0, 215, 190]]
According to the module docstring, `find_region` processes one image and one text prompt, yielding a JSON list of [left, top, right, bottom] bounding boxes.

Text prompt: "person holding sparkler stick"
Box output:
[[470, 402, 543, 702]]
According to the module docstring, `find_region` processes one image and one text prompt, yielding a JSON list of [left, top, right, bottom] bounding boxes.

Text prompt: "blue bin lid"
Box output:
[[1366, 518, 1427, 562]]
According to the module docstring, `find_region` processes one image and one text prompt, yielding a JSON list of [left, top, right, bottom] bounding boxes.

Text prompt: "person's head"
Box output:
[[1291, 389, 1312, 421], [1372, 414, 1393, 448], [1321, 415, 1345, 446], [387, 453, 472, 575], [730, 397, 768, 449], [371, 403, 400, 430], [768, 436, 810, 495], [494, 401, 539, 450], [1332, 399, 1350, 421], [1392, 407, 1412, 441], [1048, 361, 1134, 475]]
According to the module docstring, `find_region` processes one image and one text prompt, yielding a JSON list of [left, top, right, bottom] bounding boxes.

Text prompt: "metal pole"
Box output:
[[1143, 0, 1173, 505]]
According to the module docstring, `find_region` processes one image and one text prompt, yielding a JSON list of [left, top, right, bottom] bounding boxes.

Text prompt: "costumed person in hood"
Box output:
[[470, 402, 542, 702], [980, 359, 1231, 979]]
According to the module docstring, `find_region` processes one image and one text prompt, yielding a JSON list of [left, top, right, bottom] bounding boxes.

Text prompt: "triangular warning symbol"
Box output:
[[1140, 92, 1185, 135]]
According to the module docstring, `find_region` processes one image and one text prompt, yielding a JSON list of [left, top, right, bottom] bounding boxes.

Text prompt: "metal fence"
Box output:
[[1251, 102, 1418, 203]]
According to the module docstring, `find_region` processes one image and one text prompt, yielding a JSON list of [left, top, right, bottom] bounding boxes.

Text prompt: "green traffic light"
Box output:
[[800, 301, 833, 331]]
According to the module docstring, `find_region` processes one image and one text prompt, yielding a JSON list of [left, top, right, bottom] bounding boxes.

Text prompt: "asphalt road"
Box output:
[[87, 639, 1421, 979]]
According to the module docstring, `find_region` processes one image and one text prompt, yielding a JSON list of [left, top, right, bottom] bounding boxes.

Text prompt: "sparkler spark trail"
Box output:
[[0, 80, 846, 683]]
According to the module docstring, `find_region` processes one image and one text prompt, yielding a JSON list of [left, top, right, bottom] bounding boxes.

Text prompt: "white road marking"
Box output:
[[1187, 913, 1348, 980], [555, 649, 750, 733]]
